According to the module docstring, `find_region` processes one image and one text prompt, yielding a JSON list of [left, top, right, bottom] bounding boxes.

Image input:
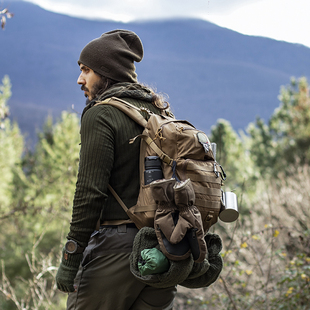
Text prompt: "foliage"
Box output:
[[248, 77, 310, 175], [1, 75, 310, 309], [209, 119, 259, 207], [24, 111, 80, 216], [0, 75, 11, 122], [0, 76, 24, 213], [175, 164, 310, 309], [0, 76, 80, 308], [247, 116, 276, 176], [175, 77, 310, 309], [0, 8, 14, 29], [0, 231, 67, 310], [270, 77, 310, 165]]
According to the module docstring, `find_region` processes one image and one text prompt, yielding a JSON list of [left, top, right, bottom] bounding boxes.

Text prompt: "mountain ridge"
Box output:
[[1, 1, 310, 145]]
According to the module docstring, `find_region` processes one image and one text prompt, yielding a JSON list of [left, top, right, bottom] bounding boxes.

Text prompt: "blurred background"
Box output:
[[0, 0, 309, 308]]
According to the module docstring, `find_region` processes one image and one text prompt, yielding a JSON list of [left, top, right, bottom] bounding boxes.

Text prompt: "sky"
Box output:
[[18, 0, 310, 48]]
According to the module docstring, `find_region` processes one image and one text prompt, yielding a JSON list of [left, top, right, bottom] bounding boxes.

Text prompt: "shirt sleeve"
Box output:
[[67, 106, 115, 247]]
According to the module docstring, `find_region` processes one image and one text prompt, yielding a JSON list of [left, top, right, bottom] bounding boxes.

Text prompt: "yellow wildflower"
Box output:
[[285, 287, 294, 297], [245, 270, 253, 275], [241, 242, 248, 248], [221, 250, 232, 258], [273, 230, 280, 237]]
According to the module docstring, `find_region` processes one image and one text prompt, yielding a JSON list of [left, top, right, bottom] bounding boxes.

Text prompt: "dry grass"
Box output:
[[174, 165, 310, 310], [0, 166, 309, 309]]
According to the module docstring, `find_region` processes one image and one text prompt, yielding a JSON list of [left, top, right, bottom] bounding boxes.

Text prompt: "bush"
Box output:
[[174, 164, 310, 310]]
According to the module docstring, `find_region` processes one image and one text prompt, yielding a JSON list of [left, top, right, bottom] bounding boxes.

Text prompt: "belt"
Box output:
[[101, 219, 134, 226], [99, 223, 137, 233], [96, 218, 135, 231], [100, 223, 137, 229]]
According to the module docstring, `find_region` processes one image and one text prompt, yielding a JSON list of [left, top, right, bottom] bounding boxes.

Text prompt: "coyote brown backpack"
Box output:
[[96, 97, 226, 232]]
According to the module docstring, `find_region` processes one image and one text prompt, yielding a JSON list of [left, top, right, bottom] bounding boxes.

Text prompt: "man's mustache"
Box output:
[[81, 85, 89, 92]]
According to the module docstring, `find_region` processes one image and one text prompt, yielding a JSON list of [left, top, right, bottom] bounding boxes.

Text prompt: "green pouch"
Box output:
[[138, 248, 170, 276], [130, 227, 194, 288]]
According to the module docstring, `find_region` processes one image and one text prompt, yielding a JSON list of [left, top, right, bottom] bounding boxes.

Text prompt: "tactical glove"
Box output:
[[174, 179, 207, 263], [56, 248, 83, 293], [180, 233, 223, 288], [152, 178, 184, 243], [151, 178, 191, 261]]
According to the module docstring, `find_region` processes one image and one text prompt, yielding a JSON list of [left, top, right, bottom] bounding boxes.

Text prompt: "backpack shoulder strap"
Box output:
[[95, 97, 148, 128], [96, 96, 174, 166], [107, 184, 128, 213], [94, 98, 149, 227]]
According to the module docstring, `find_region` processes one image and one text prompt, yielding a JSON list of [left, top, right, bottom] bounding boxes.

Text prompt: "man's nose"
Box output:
[[77, 73, 84, 85]]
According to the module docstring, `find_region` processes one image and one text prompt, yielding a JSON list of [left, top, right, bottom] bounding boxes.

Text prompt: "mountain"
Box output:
[[1, 1, 310, 146]]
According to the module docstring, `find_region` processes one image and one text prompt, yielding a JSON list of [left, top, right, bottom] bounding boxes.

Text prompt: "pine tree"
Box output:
[[24, 111, 81, 223], [210, 119, 258, 200], [248, 77, 310, 175], [0, 76, 24, 212]]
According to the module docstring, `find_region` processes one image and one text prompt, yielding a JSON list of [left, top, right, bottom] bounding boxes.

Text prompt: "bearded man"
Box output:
[[55, 29, 176, 310]]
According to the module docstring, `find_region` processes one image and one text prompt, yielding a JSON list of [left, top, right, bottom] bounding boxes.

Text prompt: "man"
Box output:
[[55, 30, 177, 309]]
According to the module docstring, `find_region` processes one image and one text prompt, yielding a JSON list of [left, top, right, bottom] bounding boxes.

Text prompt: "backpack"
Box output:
[[96, 97, 226, 232]]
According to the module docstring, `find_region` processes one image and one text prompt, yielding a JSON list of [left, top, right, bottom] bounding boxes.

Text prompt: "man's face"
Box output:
[[77, 64, 102, 101]]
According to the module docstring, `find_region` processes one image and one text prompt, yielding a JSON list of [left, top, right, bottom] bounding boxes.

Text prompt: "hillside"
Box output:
[[1, 1, 310, 145]]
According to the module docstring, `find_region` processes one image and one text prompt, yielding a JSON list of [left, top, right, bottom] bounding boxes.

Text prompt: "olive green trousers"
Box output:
[[67, 225, 176, 310]]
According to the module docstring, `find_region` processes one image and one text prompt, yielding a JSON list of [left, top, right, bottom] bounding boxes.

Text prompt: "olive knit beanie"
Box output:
[[78, 29, 143, 83]]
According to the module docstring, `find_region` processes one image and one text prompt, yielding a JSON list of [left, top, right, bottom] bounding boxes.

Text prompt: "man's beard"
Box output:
[[82, 79, 107, 106]]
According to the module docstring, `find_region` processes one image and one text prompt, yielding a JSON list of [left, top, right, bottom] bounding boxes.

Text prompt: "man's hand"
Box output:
[[56, 248, 83, 293]]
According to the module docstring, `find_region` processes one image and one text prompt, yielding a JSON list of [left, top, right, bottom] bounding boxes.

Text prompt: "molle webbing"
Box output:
[[95, 97, 225, 232]]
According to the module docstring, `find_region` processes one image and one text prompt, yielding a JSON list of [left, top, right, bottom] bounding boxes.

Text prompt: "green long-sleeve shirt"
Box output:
[[67, 84, 162, 247]]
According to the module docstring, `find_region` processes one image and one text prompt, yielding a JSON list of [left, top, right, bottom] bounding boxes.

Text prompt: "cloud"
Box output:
[[23, 0, 263, 21], [21, 0, 310, 48], [205, 0, 310, 48]]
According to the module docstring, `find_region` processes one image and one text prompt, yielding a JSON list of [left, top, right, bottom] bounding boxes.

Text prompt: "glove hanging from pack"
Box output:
[[174, 179, 207, 263], [151, 178, 207, 262], [151, 178, 191, 261]]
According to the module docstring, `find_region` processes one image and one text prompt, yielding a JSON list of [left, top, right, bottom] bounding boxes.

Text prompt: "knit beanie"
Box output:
[[78, 29, 143, 83]]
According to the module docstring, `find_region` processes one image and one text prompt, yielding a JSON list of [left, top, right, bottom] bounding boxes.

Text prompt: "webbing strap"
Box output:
[[186, 162, 214, 172], [95, 97, 148, 128], [108, 184, 129, 213], [187, 172, 222, 184], [194, 187, 222, 196], [195, 199, 221, 209], [142, 136, 174, 166], [96, 97, 174, 166], [96, 186, 134, 230], [139, 138, 147, 184], [134, 204, 157, 212]]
